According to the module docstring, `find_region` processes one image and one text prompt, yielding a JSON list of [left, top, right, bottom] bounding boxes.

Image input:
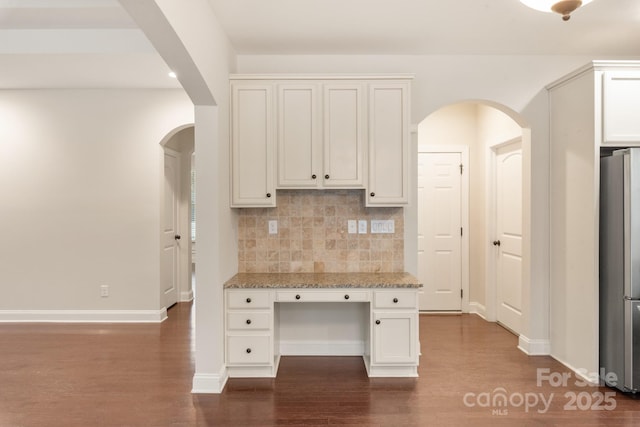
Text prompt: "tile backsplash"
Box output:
[[237, 190, 404, 273]]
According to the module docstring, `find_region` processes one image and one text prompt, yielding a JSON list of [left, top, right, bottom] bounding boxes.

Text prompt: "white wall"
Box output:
[[0, 89, 193, 312]]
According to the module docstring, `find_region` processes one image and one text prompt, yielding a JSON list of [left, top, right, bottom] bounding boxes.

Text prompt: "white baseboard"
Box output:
[[550, 354, 599, 386], [280, 340, 364, 356], [180, 289, 194, 302], [0, 309, 168, 323], [192, 366, 228, 394], [518, 335, 551, 355], [468, 302, 487, 319]]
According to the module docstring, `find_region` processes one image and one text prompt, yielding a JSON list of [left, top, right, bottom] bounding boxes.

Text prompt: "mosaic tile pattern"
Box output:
[[237, 190, 404, 273]]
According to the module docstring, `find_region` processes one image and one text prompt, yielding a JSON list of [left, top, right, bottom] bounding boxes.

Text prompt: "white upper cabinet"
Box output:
[[230, 83, 276, 207], [323, 84, 365, 188], [367, 83, 410, 206], [277, 84, 321, 188], [602, 71, 640, 144], [277, 83, 364, 189], [230, 75, 412, 207]]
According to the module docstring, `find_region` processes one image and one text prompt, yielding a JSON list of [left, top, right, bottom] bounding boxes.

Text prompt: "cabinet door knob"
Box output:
[[246, 319, 252, 325], [311, 174, 317, 179], [493, 240, 501, 247], [324, 174, 330, 179], [344, 294, 350, 300], [295, 294, 301, 300], [246, 297, 252, 303], [375, 320, 381, 325], [266, 193, 272, 198], [393, 298, 399, 303], [246, 348, 252, 354], [370, 192, 375, 197]]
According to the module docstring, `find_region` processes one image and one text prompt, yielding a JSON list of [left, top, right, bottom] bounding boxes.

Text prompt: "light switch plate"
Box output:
[[358, 220, 367, 234], [268, 220, 278, 234], [347, 220, 357, 234], [371, 220, 395, 234]]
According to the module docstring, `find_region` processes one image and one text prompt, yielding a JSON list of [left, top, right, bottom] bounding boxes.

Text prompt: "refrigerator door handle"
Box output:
[[624, 296, 640, 301]]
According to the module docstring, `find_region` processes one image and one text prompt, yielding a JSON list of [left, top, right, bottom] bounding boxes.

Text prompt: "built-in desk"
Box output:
[[223, 272, 422, 378]]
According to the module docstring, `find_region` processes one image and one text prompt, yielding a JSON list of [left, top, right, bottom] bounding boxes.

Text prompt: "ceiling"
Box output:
[[0, 0, 639, 88], [207, 0, 640, 55]]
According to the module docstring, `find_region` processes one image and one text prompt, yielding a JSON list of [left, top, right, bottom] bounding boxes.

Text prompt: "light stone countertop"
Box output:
[[223, 272, 422, 289]]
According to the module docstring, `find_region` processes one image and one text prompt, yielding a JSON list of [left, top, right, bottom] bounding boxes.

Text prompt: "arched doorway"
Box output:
[[160, 125, 195, 312], [416, 101, 536, 344]]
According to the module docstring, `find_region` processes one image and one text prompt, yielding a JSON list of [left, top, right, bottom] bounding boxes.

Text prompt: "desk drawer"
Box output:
[[227, 290, 271, 309], [227, 312, 271, 331], [276, 290, 369, 303], [373, 291, 418, 309], [227, 335, 271, 365]]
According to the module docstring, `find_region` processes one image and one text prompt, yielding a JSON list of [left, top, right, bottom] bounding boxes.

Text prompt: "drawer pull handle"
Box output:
[[393, 298, 399, 303], [312, 174, 317, 179], [246, 348, 252, 354], [324, 174, 330, 179], [295, 294, 301, 300], [375, 320, 381, 325], [246, 319, 252, 325], [246, 297, 252, 303], [344, 294, 350, 300]]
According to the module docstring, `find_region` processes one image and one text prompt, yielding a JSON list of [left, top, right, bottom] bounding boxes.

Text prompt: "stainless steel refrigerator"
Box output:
[[600, 148, 640, 393]]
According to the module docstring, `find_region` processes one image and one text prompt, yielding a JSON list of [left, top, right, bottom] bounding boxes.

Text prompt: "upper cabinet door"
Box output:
[[367, 83, 410, 206], [231, 83, 276, 207], [323, 84, 365, 188], [277, 84, 321, 188], [603, 71, 640, 144]]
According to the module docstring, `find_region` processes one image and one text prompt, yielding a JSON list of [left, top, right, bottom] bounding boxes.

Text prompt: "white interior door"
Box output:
[[162, 150, 180, 309], [495, 141, 523, 334], [418, 152, 462, 311]]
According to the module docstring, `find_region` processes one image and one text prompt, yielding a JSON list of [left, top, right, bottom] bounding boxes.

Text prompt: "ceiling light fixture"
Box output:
[[168, 71, 177, 79], [520, 0, 594, 21]]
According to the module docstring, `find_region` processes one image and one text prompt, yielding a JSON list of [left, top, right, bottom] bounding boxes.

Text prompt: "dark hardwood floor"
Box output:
[[1, 302, 639, 426]]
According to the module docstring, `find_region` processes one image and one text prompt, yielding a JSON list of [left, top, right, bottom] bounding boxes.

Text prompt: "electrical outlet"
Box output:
[[268, 220, 278, 234], [371, 220, 395, 234], [100, 284, 109, 298], [347, 220, 357, 234], [358, 220, 367, 234]]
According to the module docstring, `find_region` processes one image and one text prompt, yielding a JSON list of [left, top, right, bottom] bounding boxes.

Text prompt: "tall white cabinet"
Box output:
[[367, 83, 410, 205], [230, 75, 412, 207], [231, 84, 276, 207], [548, 61, 640, 378]]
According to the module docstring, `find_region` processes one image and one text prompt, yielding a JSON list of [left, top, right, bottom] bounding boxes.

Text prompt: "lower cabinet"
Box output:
[[224, 288, 419, 378], [225, 289, 278, 377], [372, 311, 418, 364], [227, 335, 271, 365], [368, 290, 419, 377]]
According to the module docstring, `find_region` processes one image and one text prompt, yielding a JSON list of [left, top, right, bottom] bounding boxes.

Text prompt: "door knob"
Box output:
[[493, 240, 501, 246], [174, 235, 181, 240]]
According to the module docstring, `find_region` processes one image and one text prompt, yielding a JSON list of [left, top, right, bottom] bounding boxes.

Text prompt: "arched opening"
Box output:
[[160, 125, 195, 313], [416, 100, 535, 347]]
